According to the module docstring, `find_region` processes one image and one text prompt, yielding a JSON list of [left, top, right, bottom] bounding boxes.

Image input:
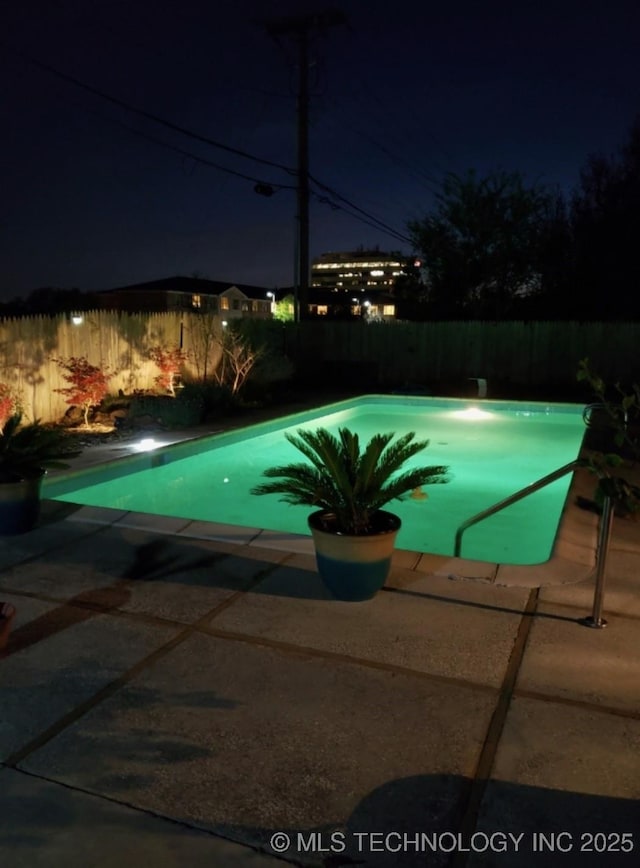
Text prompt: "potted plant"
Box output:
[[0, 414, 81, 535], [577, 358, 640, 518], [252, 427, 449, 600]]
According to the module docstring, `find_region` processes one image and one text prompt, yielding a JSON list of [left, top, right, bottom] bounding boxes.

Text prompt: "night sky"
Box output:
[[2, 0, 639, 300]]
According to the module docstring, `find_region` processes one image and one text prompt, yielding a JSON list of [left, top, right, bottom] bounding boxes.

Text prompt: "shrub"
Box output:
[[148, 346, 188, 397], [0, 383, 22, 430], [578, 358, 640, 517], [0, 414, 81, 483], [214, 327, 263, 395], [179, 381, 235, 414], [127, 393, 204, 428], [54, 356, 114, 427]]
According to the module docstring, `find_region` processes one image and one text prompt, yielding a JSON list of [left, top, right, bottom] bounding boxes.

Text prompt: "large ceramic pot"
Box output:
[[0, 474, 44, 535], [308, 509, 401, 601]]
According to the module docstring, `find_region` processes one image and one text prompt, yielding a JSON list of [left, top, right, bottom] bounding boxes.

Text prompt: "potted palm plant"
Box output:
[[0, 414, 81, 534], [252, 427, 449, 600]]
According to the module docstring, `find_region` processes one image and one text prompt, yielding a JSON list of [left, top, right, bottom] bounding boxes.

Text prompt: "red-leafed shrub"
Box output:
[[0, 383, 22, 431], [54, 356, 114, 427], [148, 346, 188, 397]]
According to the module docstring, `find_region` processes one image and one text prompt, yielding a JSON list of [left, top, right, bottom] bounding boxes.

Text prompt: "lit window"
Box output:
[[191, 294, 201, 309], [220, 297, 229, 310], [317, 305, 328, 315], [383, 305, 395, 315]]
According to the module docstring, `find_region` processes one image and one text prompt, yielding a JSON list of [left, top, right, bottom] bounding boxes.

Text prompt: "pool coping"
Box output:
[[47, 461, 598, 590], [43, 395, 599, 590]]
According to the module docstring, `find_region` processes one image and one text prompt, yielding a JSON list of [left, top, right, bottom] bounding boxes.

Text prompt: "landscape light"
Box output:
[[133, 437, 159, 452]]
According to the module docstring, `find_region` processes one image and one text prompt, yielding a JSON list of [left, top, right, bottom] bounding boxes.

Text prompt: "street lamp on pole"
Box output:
[[266, 291, 275, 316]]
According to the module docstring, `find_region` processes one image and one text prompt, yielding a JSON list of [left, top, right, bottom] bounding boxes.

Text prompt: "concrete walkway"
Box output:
[[1, 434, 639, 866]]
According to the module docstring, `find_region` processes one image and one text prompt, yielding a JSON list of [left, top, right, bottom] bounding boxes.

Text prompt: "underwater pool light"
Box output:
[[450, 407, 494, 421]]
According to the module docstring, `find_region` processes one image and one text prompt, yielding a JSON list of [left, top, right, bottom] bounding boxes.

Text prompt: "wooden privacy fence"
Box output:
[[0, 313, 637, 423], [278, 320, 640, 387], [0, 310, 225, 424]]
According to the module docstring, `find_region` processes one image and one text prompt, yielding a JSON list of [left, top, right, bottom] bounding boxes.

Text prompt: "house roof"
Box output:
[[100, 276, 278, 301]]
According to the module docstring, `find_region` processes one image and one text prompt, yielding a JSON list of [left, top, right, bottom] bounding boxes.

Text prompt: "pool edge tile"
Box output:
[[177, 520, 262, 545], [64, 505, 130, 525], [111, 512, 193, 534], [249, 531, 315, 554]]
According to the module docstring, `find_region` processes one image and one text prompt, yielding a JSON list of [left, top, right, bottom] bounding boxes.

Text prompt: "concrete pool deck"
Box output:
[[1, 418, 639, 867]]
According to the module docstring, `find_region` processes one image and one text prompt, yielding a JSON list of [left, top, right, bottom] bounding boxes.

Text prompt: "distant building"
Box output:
[[98, 276, 277, 319], [308, 249, 424, 320], [311, 249, 416, 293], [307, 288, 396, 321]]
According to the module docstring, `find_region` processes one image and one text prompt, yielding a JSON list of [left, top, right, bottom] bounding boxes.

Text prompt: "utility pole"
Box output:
[[296, 27, 310, 323], [265, 9, 345, 322]]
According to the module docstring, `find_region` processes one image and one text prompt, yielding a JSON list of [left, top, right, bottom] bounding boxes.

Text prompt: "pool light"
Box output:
[[133, 437, 160, 452], [451, 407, 494, 421]]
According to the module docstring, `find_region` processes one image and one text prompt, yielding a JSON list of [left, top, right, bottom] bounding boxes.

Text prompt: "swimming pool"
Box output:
[[45, 396, 587, 565]]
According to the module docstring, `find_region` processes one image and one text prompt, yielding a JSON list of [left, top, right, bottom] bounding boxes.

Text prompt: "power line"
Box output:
[[46, 0, 296, 103], [309, 175, 413, 245], [91, 112, 297, 190], [19, 53, 297, 177], [342, 59, 459, 175], [312, 192, 412, 245], [314, 102, 442, 196], [87, 106, 410, 243], [14, 49, 414, 249], [109, 115, 411, 241]]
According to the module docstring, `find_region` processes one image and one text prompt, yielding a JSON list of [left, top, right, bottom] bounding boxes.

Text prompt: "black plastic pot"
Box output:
[[0, 474, 44, 535]]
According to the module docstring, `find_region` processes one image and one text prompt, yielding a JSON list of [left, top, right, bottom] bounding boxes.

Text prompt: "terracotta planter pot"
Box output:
[[0, 474, 44, 535], [308, 509, 401, 601]]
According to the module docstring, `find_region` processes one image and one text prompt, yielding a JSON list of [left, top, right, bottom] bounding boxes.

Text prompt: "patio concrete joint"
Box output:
[[200, 625, 502, 696], [450, 587, 540, 868]]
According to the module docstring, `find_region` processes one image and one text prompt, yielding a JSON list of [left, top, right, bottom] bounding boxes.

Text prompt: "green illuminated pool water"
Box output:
[[46, 396, 587, 565]]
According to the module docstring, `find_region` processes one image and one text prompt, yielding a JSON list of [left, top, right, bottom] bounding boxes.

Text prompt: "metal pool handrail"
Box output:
[[454, 459, 583, 558], [583, 402, 628, 429], [454, 458, 615, 629]]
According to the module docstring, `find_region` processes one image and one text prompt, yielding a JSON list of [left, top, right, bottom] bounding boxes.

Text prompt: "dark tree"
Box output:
[[407, 170, 567, 319], [0, 287, 98, 317], [571, 116, 640, 319]]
